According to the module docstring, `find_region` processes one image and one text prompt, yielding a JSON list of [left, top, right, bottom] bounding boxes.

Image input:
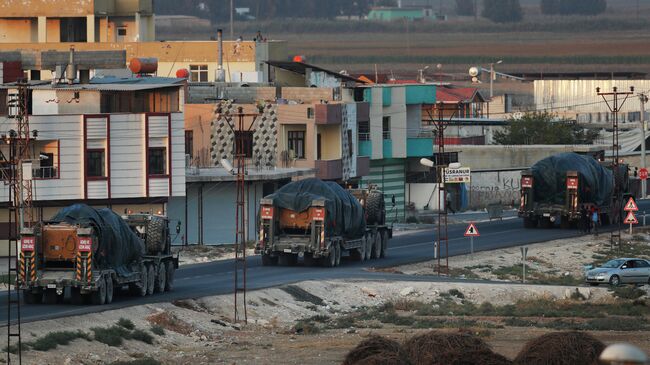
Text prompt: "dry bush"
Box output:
[[433, 349, 512, 365], [513, 331, 604, 365], [146, 311, 194, 336], [403, 331, 491, 365], [343, 335, 412, 365]]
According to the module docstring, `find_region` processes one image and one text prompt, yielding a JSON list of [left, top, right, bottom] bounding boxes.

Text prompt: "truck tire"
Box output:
[[380, 230, 389, 258], [135, 264, 148, 297], [70, 288, 84, 305], [91, 279, 106, 305], [322, 245, 336, 268], [43, 289, 58, 305], [366, 191, 385, 225], [146, 264, 155, 295], [261, 254, 278, 266], [371, 232, 382, 259], [23, 290, 42, 305], [145, 216, 167, 254], [165, 260, 175, 291], [352, 236, 366, 262], [364, 235, 372, 261], [105, 275, 114, 304], [155, 263, 167, 294], [278, 254, 297, 266], [334, 242, 341, 267]]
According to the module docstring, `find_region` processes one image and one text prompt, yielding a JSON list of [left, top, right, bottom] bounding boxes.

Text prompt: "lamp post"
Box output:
[[489, 60, 502, 100]]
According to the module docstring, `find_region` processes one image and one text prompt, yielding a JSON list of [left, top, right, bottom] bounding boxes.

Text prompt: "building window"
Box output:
[[288, 131, 305, 159], [87, 149, 105, 178], [148, 147, 167, 175], [307, 107, 314, 119], [189, 65, 209, 82], [233, 131, 253, 158], [358, 121, 370, 141], [382, 116, 391, 140], [185, 130, 193, 159], [117, 27, 127, 37]]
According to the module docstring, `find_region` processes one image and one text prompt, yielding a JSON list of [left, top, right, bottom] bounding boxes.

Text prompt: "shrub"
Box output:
[[150, 325, 165, 336], [131, 329, 154, 345], [92, 326, 132, 347], [117, 318, 135, 330]]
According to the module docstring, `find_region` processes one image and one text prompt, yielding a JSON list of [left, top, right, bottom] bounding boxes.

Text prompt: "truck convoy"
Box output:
[[256, 178, 392, 267], [18, 204, 178, 305], [518, 152, 630, 228]]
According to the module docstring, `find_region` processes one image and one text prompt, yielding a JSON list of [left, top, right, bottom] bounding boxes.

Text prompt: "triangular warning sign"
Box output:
[[464, 223, 480, 237], [624, 211, 638, 224], [624, 197, 639, 212]]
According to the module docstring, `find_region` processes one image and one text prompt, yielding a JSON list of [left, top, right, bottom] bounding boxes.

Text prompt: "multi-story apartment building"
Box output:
[[0, 76, 186, 252]]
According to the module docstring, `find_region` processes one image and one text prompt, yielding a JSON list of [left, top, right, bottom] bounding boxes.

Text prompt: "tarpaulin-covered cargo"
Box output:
[[265, 178, 366, 239], [531, 153, 613, 206], [50, 204, 144, 276]]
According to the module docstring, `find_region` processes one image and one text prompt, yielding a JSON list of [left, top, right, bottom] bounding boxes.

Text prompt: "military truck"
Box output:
[[519, 153, 630, 228], [256, 178, 392, 267], [18, 204, 178, 305]]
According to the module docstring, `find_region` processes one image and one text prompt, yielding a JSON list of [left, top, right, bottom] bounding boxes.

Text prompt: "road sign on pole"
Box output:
[[444, 167, 471, 183], [464, 223, 480, 237], [624, 197, 639, 212], [640, 168, 648, 181], [625, 211, 638, 234], [464, 223, 479, 256]]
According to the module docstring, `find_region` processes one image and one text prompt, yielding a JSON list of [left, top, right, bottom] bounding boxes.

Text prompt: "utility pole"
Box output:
[[597, 86, 634, 248], [230, 0, 234, 40], [640, 93, 648, 198]]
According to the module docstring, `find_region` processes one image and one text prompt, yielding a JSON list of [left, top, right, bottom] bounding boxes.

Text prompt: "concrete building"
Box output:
[[0, 76, 186, 251], [0, 0, 155, 43]]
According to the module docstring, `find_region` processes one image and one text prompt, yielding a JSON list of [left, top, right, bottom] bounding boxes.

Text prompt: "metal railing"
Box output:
[[358, 133, 370, 141], [32, 166, 58, 179]]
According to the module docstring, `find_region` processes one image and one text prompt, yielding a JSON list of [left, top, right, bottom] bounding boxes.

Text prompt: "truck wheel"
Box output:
[[322, 246, 336, 268], [261, 254, 278, 266], [366, 191, 385, 225], [105, 275, 114, 304], [278, 254, 297, 266], [23, 290, 42, 305], [135, 266, 148, 296], [155, 264, 167, 294], [335, 242, 342, 267], [303, 253, 317, 267], [145, 216, 166, 254], [380, 230, 389, 258], [43, 289, 58, 305], [371, 232, 382, 259], [91, 279, 106, 305], [70, 288, 84, 305], [364, 235, 373, 261], [352, 236, 366, 262], [146, 264, 155, 295], [165, 260, 175, 291]]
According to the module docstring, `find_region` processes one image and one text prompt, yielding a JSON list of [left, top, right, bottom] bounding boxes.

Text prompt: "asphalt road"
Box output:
[[3, 201, 650, 324]]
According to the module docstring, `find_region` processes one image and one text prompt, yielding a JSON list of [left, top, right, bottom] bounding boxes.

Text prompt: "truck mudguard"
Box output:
[[531, 153, 613, 206], [50, 204, 145, 276], [265, 178, 366, 239]]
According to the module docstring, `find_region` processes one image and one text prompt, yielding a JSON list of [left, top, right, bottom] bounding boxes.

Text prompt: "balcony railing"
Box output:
[[358, 132, 370, 141], [0, 166, 58, 180]]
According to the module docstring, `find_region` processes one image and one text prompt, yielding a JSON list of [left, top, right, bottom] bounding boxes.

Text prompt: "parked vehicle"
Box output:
[[256, 178, 393, 267], [585, 258, 650, 286], [519, 153, 630, 228], [18, 204, 179, 305]]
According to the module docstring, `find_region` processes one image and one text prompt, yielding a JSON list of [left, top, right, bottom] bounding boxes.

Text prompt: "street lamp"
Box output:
[[489, 60, 503, 100]]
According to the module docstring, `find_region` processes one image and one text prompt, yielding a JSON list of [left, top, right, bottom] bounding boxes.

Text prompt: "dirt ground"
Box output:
[[173, 244, 256, 266]]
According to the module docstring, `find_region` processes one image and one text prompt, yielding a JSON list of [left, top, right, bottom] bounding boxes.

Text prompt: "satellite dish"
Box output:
[[471, 76, 479, 83], [469, 66, 481, 77]]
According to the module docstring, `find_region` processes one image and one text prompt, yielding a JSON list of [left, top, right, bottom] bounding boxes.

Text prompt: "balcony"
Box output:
[[315, 159, 342, 180], [407, 128, 434, 157], [315, 104, 343, 125]]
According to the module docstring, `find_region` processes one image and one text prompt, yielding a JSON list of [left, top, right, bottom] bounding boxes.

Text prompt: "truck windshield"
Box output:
[[602, 259, 625, 268]]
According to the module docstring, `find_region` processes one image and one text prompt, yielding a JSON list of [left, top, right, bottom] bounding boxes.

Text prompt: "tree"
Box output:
[[493, 112, 600, 145], [455, 0, 476, 16], [482, 0, 523, 23], [540, 0, 607, 15]]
